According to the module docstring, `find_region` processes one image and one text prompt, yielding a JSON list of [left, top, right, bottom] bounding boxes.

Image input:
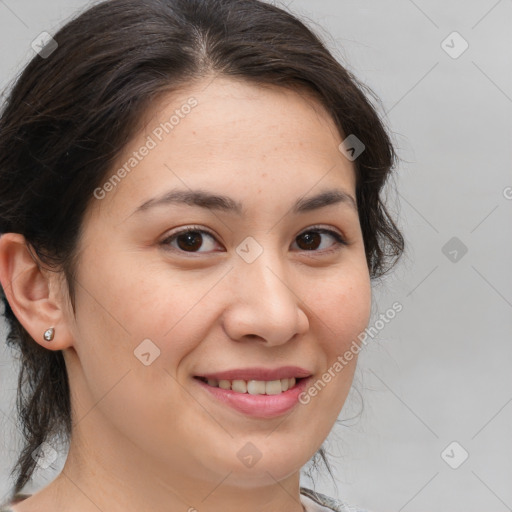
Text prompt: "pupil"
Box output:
[[299, 232, 319, 250], [177, 231, 202, 251]]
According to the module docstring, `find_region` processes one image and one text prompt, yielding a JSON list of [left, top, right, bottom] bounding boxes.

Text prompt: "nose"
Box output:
[[222, 250, 310, 346]]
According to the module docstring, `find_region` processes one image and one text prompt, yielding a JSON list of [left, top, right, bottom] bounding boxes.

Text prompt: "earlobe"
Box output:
[[0, 233, 74, 351]]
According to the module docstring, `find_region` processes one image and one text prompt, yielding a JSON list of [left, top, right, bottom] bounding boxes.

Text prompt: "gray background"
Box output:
[[0, 1, 511, 511]]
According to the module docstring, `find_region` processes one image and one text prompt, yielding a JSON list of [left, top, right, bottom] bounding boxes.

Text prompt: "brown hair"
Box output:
[[0, 0, 404, 498]]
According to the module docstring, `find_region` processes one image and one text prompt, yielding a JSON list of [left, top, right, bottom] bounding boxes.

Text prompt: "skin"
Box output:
[[0, 76, 372, 512]]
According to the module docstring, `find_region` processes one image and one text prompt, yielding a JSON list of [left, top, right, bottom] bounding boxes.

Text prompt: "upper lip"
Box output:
[[195, 366, 312, 381]]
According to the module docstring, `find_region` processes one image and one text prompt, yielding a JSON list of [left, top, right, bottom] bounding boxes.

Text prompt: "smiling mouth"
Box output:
[[194, 376, 305, 395]]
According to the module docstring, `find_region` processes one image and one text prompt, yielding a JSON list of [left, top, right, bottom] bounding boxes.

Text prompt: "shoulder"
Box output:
[[2, 490, 371, 512], [300, 486, 372, 512], [0, 492, 32, 512]]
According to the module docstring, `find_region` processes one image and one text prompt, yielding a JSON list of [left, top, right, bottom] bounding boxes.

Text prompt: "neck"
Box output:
[[25, 412, 305, 512]]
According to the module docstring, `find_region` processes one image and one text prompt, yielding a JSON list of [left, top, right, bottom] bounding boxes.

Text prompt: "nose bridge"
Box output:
[[224, 239, 308, 344]]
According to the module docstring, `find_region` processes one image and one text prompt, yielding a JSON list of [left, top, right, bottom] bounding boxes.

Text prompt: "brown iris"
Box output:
[[296, 231, 321, 250], [176, 231, 204, 251]]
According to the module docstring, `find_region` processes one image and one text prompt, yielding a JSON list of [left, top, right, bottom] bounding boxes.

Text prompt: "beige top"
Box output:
[[0, 487, 369, 512]]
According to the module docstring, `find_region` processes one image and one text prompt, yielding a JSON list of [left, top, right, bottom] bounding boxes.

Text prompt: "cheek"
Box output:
[[127, 269, 225, 347], [72, 258, 225, 377], [76, 248, 202, 331], [308, 268, 372, 349]]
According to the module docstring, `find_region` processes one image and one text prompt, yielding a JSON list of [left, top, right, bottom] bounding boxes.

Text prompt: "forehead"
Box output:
[[89, 76, 356, 220], [142, 76, 345, 155]]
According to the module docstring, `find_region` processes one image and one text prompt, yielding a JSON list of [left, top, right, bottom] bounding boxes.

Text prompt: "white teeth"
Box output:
[[231, 380, 247, 393], [265, 380, 283, 395], [247, 380, 266, 394], [201, 377, 297, 394], [218, 379, 231, 390]]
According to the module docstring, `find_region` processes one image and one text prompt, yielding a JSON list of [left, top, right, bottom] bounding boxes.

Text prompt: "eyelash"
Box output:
[[160, 224, 348, 256]]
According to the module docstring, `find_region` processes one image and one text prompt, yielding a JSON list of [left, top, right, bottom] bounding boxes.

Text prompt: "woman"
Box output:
[[0, 0, 404, 511]]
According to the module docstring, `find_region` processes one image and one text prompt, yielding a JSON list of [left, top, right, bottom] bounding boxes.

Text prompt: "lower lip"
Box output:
[[194, 377, 312, 419]]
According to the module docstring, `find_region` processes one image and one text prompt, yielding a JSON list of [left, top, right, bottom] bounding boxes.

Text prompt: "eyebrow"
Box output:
[[133, 187, 358, 216]]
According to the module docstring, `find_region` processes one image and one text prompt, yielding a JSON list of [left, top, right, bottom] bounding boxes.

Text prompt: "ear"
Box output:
[[0, 233, 74, 351]]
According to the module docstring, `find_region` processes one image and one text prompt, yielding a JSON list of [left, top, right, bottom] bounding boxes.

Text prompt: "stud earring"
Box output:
[[43, 327, 55, 342]]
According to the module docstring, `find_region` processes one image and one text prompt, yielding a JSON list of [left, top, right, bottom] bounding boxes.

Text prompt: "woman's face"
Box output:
[[62, 77, 372, 491]]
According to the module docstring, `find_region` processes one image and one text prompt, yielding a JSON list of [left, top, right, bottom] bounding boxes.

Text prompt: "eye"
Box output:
[[160, 225, 348, 256], [161, 226, 222, 254], [292, 226, 347, 253]]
